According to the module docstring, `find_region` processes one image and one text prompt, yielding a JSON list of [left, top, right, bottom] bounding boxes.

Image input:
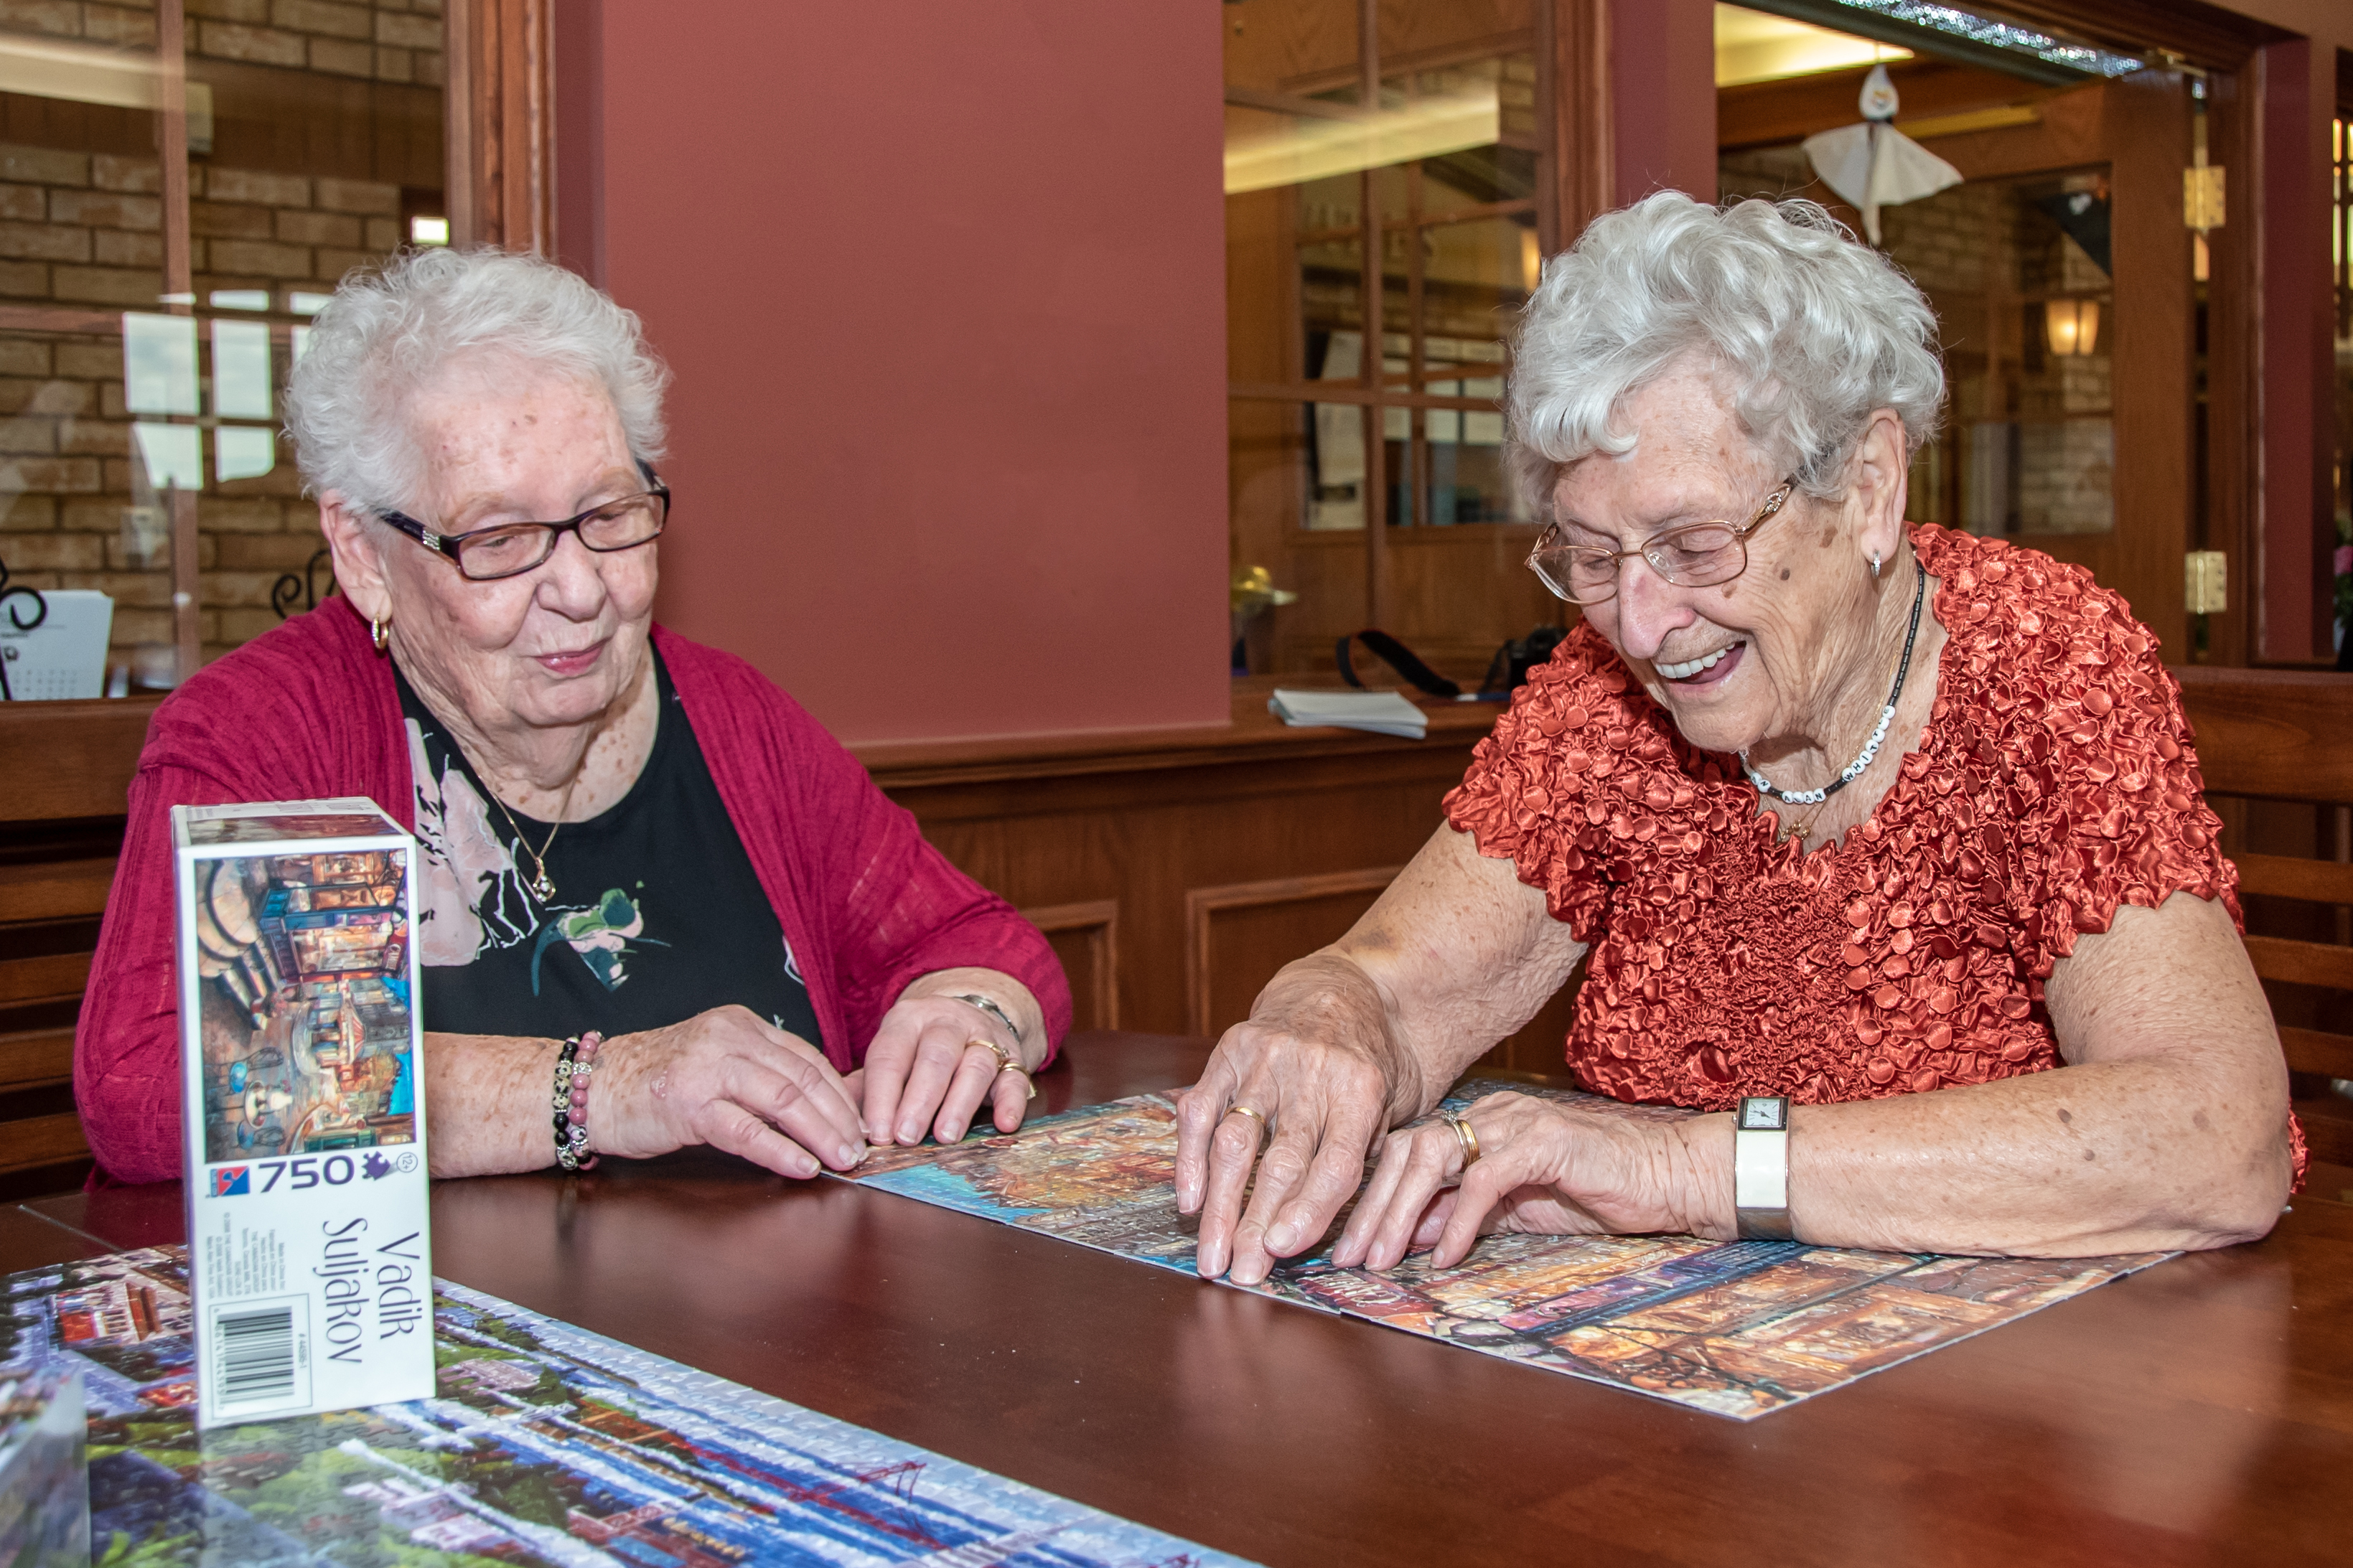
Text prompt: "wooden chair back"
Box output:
[[2173, 665, 2353, 1176], [0, 695, 158, 1194], [6, 669, 2349, 1192]]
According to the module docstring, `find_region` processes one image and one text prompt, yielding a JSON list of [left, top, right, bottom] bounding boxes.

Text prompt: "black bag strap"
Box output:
[[1336, 629, 1461, 699]]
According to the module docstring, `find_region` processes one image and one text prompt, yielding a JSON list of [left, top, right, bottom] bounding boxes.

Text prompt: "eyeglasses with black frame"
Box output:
[[1526, 476, 1798, 606], [378, 463, 671, 583]]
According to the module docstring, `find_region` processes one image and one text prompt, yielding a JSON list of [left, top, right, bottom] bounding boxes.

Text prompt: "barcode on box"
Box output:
[[211, 1300, 305, 1410]]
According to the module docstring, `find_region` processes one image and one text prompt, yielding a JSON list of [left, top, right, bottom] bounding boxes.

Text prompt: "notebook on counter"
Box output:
[[1269, 687, 1428, 738]]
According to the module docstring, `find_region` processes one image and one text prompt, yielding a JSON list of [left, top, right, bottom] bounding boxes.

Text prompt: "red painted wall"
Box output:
[[1611, 0, 1718, 205], [566, 1, 1230, 743]]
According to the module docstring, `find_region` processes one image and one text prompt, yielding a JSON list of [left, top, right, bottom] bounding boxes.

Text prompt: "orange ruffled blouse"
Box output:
[[1446, 524, 2305, 1186]]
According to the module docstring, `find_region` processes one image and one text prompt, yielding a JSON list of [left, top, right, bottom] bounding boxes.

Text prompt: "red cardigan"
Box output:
[[74, 599, 1071, 1183]]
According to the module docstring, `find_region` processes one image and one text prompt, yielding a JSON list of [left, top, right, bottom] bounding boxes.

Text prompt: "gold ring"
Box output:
[[1225, 1103, 1270, 1142], [971, 1038, 1038, 1101], [1443, 1109, 1481, 1169]]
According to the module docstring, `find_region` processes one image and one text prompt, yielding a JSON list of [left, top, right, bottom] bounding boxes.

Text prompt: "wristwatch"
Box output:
[[1734, 1095, 1794, 1241]]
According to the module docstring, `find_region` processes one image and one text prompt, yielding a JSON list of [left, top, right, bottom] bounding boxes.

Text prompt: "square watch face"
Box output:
[[1738, 1097, 1787, 1132]]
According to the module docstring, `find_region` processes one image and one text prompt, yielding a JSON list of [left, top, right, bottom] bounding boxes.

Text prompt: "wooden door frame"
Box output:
[[446, 0, 558, 255]]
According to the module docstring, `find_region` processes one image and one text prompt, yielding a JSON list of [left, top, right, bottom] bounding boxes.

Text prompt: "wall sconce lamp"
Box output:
[[2044, 298, 2101, 356]]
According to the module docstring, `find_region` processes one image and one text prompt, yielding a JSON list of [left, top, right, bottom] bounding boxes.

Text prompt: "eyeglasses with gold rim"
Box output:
[[1526, 475, 1799, 606]]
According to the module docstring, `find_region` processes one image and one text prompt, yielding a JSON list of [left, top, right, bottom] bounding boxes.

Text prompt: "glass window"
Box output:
[[0, 2, 443, 692], [1886, 169, 2115, 537], [1722, 147, 2115, 540], [1225, 1, 1556, 678]]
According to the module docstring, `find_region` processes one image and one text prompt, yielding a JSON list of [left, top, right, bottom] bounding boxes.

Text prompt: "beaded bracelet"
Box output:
[[552, 1031, 603, 1173]]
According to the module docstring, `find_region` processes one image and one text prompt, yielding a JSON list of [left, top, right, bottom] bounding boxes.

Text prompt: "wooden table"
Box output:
[[11, 1031, 2353, 1566]]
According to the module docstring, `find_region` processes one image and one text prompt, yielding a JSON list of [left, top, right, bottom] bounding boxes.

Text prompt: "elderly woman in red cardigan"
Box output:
[[1176, 193, 2301, 1284], [78, 248, 1067, 1183]]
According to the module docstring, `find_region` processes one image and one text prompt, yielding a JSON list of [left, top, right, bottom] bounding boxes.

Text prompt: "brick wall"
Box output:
[[0, 0, 439, 674], [1, 0, 444, 89]]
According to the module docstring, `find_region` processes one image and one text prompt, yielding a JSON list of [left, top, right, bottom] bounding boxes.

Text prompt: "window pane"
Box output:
[[1, 321, 177, 694], [1226, 3, 1550, 677], [0, 3, 442, 684], [1884, 168, 2115, 537]]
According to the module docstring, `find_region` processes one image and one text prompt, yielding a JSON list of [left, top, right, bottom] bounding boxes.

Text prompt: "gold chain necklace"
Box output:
[[1777, 794, 1834, 845], [485, 778, 578, 902]]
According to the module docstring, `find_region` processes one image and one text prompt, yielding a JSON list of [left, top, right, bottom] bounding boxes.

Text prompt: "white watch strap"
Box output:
[[1734, 1096, 1792, 1241]]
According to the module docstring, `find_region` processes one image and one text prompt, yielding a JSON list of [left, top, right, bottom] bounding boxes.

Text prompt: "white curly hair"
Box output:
[[1509, 192, 1945, 517], [283, 245, 670, 517]]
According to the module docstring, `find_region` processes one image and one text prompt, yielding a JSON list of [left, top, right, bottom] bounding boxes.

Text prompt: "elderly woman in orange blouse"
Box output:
[[1174, 193, 2300, 1285]]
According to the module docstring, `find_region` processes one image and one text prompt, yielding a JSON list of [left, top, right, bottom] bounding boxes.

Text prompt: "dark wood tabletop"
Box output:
[[12, 1031, 2353, 1566]]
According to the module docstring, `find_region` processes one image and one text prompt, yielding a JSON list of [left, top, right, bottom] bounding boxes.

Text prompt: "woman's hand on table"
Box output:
[[852, 972, 1047, 1148], [594, 1005, 868, 1178], [1173, 954, 1421, 1285], [1333, 1092, 1718, 1270]]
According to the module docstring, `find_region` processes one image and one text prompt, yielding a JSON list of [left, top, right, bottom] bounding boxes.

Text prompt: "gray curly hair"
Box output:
[[283, 245, 670, 517], [1508, 192, 1945, 517]]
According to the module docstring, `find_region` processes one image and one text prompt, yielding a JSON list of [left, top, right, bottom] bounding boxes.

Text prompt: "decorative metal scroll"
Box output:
[[271, 548, 337, 619], [0, 549, 50, 703]]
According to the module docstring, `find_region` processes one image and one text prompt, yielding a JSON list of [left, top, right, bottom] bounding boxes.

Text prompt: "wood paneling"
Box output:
[[2176, 665, 2353, 804], [0, 953, 89, 1010], [14, 665, 2339, 1180], [0, 859, 118, 926], [2183, 667, 2353, 1190], [0, 1113, 88, 1176], [1185, 867, 1401, 1037], [1719, 59, 2063, 153], [3, 697, 158, 822], [2244, 935, 2353, 992], [2301, 1099, 2353, 1168], [867, 680, 1498, 1048], [1022, 900, 1120, 1034], [870, 682, 1584, 1075], [0, 1028, 73, 1096], [2235, 853, 2353, 906], [2281, 1027, 2353, 1082]]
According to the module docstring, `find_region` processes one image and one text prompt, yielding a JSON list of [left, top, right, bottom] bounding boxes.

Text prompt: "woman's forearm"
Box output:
[[1670, 1050, 2293, 1256], [421, 1031, 563, 1177]]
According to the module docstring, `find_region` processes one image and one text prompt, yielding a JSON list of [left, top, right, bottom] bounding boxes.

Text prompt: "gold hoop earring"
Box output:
[[371, 616, 390, 654]]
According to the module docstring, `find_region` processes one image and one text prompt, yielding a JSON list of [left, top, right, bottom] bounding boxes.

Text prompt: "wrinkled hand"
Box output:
[[592, 1004, 867, 1178], [851, 993, 1038, 1148], [1173, 975, 1417, 1285], [1332, 1092, 1718, 1271]]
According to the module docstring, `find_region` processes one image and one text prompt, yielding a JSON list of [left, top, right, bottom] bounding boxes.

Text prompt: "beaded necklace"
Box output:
[[1742, 555, 1927, 808]]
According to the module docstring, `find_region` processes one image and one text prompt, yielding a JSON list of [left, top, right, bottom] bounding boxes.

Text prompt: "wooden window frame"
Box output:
[[0, 1, 553, 680], [1224, 0, 1610, 630], [447, 0, 558, 255]]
